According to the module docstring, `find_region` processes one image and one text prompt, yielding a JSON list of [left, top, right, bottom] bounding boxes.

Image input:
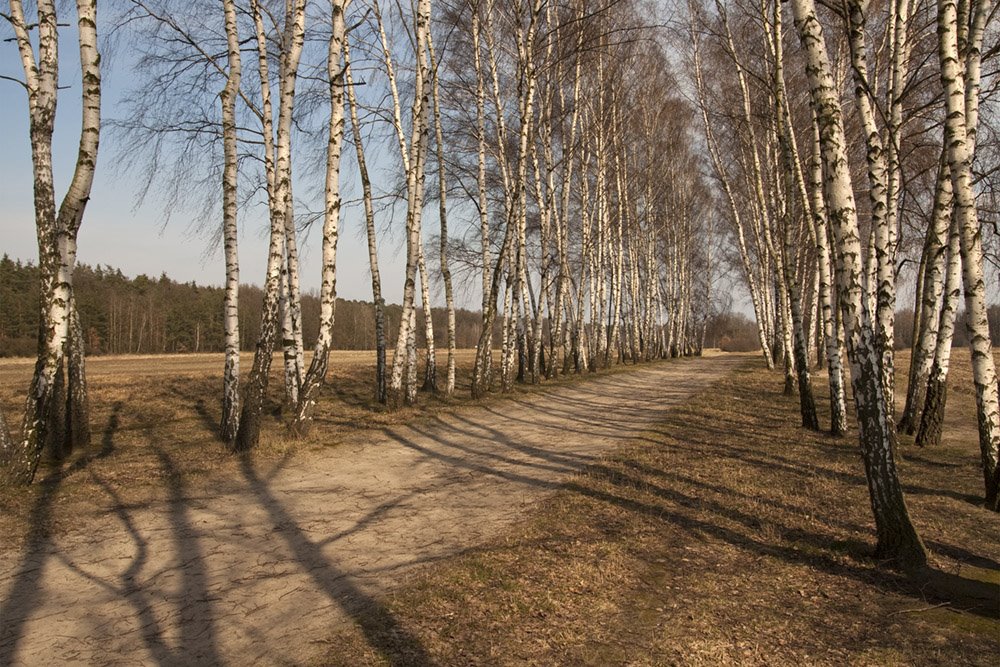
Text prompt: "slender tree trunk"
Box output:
[[344, 39, 386, 404], [916, 215, 961, 449], [219, 0, 241, 443], [385, 0, 431, 407], [790, 0, 927, 568], [810, 115, 848, 436], [428, 31, 456, 396], [846, 0, 897, 420], [417, 240, 437, 392], [292, 0, 349, 431], [235, 0, 306, 452], [2, 0, 99, 484], [899, 152, 951, 435], [938, 0, 1000, 508]]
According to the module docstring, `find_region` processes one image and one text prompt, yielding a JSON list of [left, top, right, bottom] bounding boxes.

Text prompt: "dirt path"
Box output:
[[0, 355, 743, 666]]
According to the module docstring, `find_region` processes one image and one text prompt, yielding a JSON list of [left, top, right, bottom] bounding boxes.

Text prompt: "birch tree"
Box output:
[[219, 0, 242, 443], [291, 0, 351, 431], [1, 0, 101, 485], [789, 0, 927, 567], [937, 0, 1000, 509], [234, 0, 307, 452], [344, 37, 388, 404]]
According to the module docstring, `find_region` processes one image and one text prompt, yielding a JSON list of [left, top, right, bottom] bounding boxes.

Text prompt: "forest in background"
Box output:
[[0, 256, 492, 356], [3, 255, 993, 359]]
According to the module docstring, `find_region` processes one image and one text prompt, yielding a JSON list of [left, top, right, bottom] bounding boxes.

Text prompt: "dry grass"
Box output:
[[0, 349, 670, 548], [313, 349, 1000, 666]]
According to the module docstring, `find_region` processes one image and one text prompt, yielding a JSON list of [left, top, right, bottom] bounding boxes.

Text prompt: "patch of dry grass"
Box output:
[[315, 351, 1000, 666], [0, 349, 671, 548]]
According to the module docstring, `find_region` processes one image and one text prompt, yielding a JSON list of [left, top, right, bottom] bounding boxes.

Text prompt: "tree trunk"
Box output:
[[344, 39, 386, 404], [899, 152, 952, 435], [790, 0, 927, 568], [937, 0, 1000, 508], [292, 0, 349, 431], [219, 0, 242, 443], [235, 0, 307, 453]]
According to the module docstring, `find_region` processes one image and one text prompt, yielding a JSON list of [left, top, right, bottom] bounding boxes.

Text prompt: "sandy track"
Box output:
[[0, 356, 743, 666]]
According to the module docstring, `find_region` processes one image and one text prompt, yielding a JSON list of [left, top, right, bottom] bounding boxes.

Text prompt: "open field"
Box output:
[[0, 351, 742, 665], [0, 349, 997, 666]]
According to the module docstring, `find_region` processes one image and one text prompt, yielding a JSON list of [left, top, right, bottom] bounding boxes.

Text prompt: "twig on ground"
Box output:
[[887, 602, 951, 617]]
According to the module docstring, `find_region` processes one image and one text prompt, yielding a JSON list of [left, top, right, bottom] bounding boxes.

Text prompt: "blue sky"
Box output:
[[0, 15, 419, 306]]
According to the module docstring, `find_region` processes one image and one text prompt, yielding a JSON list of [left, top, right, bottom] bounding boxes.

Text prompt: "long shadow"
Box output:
[[193, 398, 218, 435], [408, 416, 599, 478], [1, 402, 125, 663], [0, 470, 66, 664], [153, 444, 223, 664], [564, 470, 1000, 619], [925, 541, 1000, 570], [238, 456, 432, 666], [44, 440, 224, 666], [382, 416, 999, 620]]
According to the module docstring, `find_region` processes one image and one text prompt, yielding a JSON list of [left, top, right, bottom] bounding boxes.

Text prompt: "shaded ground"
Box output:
[[0, 354, 742, 666], [317, 352, 1000, 666]]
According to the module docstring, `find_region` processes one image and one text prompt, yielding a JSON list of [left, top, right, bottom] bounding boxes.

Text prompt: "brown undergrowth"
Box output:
[[317, 351, 999, 666]]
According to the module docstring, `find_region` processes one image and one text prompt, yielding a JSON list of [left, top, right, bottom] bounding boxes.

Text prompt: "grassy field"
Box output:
[[0, 349, 676, 544], [311, 349, 1000, 666], [1, 348, 997, 665]]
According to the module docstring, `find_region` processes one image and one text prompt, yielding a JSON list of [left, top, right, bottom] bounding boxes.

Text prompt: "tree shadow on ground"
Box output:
[[379, 392, 999, 623], [0, 401, 127, 664], [237, 456, 432, 666]]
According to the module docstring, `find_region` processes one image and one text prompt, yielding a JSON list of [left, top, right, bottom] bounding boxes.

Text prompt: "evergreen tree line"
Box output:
[[1, 255, 772, 359], [0, 256, 493, 357]]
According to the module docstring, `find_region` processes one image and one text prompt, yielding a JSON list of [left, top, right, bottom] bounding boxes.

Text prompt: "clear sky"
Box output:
[[0, 16, 422, 307]]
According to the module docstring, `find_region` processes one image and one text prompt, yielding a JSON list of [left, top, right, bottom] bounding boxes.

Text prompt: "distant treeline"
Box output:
[[0, 256, 492, 357], [5, 256, 993, 359], [894, 307, 1000, 349]]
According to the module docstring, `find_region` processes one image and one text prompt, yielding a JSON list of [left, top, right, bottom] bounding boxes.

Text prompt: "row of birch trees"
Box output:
[[1, 0, 722, 483], [686, 0, 998, 567], [126, 0, 723, 442]]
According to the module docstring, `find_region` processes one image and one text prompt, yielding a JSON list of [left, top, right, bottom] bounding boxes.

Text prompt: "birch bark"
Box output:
[[219, 0, 241, 443], [789, 0, 927, 567], [1, 0, 100, 484], [937, 0, 999, 508]]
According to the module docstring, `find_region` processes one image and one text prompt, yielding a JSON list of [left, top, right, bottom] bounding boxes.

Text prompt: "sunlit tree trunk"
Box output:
[[235, 0, 306, 452], [1, 0, 99, 484], [899, 152, 951, 435], [772, 0, 818, 428], [809, 115, 848, 436], [845, 0, 897, 419], [219, 0, 241, 443], [790, 0, 927, 567], [383, 0, 432, 407], [417, 240, 437, 392], [427, 31, 456, 396], [292, 0, 349, 431], [938, 0, 999, 509], [916, 214, 961, 449], [344, 39, 387, 404], [470, 2, 495, 396]]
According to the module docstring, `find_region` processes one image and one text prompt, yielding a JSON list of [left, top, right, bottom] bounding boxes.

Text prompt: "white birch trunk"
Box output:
[[937, 0, 1000, 508], [789, 0, 927, 567], [344, 39, 387, 404], [2, 0, 99, 484], [292, 0, 349, 430], [220, 0, 242, 443], [427, 32, 456, 396], [235, 0, 306, 452]]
